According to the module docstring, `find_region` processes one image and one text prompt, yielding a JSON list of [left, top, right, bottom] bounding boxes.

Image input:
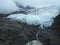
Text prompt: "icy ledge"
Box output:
[[7, 6, 59, 28]]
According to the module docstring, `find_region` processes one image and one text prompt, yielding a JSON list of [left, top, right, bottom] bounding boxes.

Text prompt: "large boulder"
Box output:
[[26, 40, 43, 45]]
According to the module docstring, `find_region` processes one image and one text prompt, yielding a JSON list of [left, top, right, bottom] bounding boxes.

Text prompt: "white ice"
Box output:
[[7, 6, 59, 27]]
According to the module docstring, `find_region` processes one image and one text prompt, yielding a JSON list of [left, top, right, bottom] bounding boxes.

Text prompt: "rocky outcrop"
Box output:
[[0, 14, 60, 45], [51, 14, 60, 45], [0, 18, 39, 45]]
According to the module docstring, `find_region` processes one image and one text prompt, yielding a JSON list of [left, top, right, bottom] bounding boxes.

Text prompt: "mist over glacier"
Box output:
[[0, 0, 19, 14], [13, 0, 60, 9], [0, 0, 60, 27]]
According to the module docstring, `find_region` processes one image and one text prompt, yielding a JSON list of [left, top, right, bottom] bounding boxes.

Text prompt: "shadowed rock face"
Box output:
[[0, 18, 39, 45], [51, 14, 60, 45], [52, 14, 60, 32], [37, 27, 56, 45]]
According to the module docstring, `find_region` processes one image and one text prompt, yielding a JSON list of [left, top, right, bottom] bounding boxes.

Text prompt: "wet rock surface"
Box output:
[[0, 18, 39, 45], [0, 14, 60, 45]]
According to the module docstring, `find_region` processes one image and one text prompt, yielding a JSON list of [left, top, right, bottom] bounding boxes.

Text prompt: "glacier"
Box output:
[[0, 0, 60, 28], [7, 6, 59, 28]]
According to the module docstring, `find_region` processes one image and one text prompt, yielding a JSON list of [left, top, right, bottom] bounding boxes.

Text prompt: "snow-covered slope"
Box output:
[[7, 6, 59, 28], [0, 0, 60, 14], [13, 0, 60, 9], [0, 0, 19, 14]]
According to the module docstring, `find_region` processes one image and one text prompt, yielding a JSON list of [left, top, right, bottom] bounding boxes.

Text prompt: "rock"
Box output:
[[26, 40, 43, 45], [0, 18, 39, 45], [51, 14, 60, 45]]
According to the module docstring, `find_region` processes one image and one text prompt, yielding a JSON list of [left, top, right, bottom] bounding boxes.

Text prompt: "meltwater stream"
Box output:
[[35, 25, 45, 45]]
